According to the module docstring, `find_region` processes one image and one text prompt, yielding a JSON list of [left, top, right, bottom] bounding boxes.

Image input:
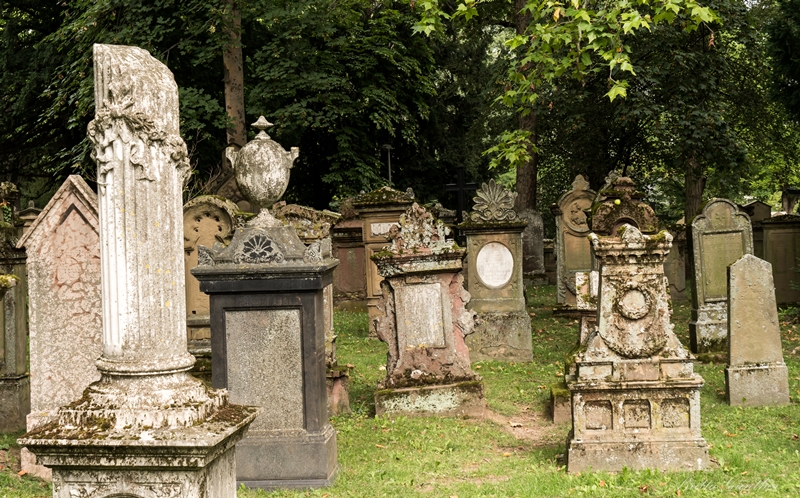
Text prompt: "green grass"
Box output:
[[3, 285, 800, 497]]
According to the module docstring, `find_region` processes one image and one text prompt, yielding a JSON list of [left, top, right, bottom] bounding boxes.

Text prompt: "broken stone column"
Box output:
[[192, 118, 339, 489], [15, 175, 102, 480], [372, 203, 485, 418], [726, 254, 790, 406], [690, 199, 753, 353], [0, 183, 29, 434], [19, 44, 256, 497], [459, 180, 532, 362], [566, 225, 709, 473]]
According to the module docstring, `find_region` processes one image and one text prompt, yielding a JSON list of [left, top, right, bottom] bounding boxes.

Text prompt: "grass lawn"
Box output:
[[2, 285, 799, 497]]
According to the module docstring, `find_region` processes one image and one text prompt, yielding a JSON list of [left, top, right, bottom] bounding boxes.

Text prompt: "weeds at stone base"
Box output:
[[2, 285, 799, 497]]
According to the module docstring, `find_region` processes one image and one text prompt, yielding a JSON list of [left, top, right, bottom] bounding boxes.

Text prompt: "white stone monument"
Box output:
[[18, 44, 256, 498]]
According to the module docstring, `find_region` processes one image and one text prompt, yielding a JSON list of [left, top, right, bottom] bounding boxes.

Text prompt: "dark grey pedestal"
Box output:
[[194, 263, 339, 489]]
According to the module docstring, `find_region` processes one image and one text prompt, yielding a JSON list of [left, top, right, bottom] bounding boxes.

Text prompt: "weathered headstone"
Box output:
[[15, 175, 101, 480], [740, 200, 772, 222], [460, 180, 532, 362], [663, 224, 688, 302], [19, 44, 256, 497], [519, 208, 546, 286], [566, 225, 709, 472], [543, 238, 556, 284], [352, 186, 415, 322], [690, 198, 753, 353], [761, 214, 800, 304], [331, 203, 367, 311], [0, 182, 29, 433], [551, 175, 595, 310], [372, 203, 485, 418], [726, 255, 790, 406], [183, 194, 240, 379], [193, 117, 339, 489]]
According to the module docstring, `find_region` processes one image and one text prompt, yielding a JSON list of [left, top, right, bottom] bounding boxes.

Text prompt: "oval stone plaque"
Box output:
[[476, 242, 514, 288]]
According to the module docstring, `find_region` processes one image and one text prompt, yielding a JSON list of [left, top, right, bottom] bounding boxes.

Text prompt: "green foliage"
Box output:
[[768, 0, 800, 122]]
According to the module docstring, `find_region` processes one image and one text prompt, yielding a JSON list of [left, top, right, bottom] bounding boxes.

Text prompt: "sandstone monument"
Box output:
[[460, 180, 532, 362], [372, 203, 485, 418]]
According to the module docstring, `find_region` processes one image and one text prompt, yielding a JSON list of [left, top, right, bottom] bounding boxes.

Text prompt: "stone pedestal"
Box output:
[[552, 175, 595, 310], [19, 44, 255, 497], [352, 187, 414, 322], [690, 199, 753, 353], [193, 227, 340, 489], [725, 254, 790, 406], [460, 180, 532, 362], [372, 203, 485, 417], [761, 215, 800, 304], [0, 184, 29, 433], [566, 225, 708, 473]]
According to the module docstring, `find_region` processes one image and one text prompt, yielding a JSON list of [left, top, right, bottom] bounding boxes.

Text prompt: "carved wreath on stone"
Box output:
[[600, 278, 666, 358], [236, 233, 284, 264], [470, 179, 518, 223]]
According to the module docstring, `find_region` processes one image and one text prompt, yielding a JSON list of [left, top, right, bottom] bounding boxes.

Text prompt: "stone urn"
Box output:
[[226, 116, 299, 215]]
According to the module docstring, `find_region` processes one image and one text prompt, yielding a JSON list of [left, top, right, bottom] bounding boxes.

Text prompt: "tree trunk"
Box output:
[[513, 0, 537, 211], [222, 1, 246, 148], [684, 156, 706, 223]]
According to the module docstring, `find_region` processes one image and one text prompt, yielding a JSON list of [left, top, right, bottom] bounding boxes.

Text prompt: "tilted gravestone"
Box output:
[[15, 175, 102, 480], [566, 225, 709, 472], [551, 175, 595, 310], [372, 203, 485, 418], [0, 182, 29, 433], [460, 180, 532, 362], [19, 44, 256, 497], [726, 254, 790, 406], [761, 214, 800, 304], [690, 198, 753, 353]]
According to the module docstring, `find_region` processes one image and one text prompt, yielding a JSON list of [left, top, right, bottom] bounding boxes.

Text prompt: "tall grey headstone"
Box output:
[[690, 199, 753, 353], [15, 175, 102, 480], [19, 44, 256, 498], [552, 175, 595, 308], [725, 254, 790, 406]]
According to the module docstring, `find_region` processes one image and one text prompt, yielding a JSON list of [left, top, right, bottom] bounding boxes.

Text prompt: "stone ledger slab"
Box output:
[[725, 254, 790, 406]]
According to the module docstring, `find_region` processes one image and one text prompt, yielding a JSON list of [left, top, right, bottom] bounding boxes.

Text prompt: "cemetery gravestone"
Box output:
[[331, 199, 367, 311], [518, 208, 546, 286], [566, 225, 709, 472], [183, 194, 240, 377], [0, 183, 29, 433], [15, 175, 102, 480], [690, 198, 753, 353], [193, 118, 339, 489], [741, 199, 771, 259], [460, 180, 532, 362], [19, 44, 256, 497], [552, 175, 595, 310], [663, 224, 688, 302], [761, 214, 800, 304], [726, 254, 790, 406], [18, 200, 41, 236], [352, 187, 415, 322], [372, 204, 485, 418], [543, 238, 556, 284]]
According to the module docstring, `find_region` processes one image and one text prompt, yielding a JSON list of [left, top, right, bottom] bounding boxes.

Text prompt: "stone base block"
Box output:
[[567, 437, 710, 473], [327, 369, 352, 416], [237, 424, 338, 489], [374, 381, 486, 418], [726, 364, 790, 407], [0, 375, 29, 432], [550, 382, 571, 424], [690, 304, 727, 353], [466, 312, 533, 362], [22, 411, 55, 480]]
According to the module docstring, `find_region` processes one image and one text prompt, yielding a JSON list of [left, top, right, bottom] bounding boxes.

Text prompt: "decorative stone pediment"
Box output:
[[469, 180, 518, 223], [589, 174, 658, 235], [381, 203, 456, 256]]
